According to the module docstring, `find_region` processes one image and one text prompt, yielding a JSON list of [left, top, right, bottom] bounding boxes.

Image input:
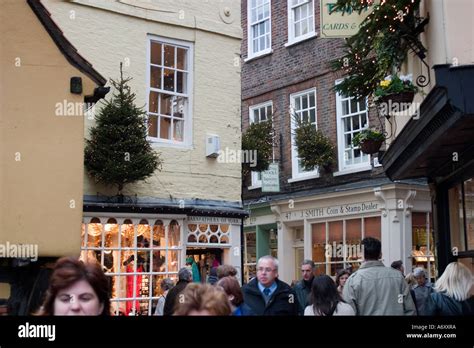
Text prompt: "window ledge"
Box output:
[[288, 173, 320, 183], [244, 49, 273, 63], [284, 32, 317, 48], [333, 165, 372, 177], [148, 138, 193, 150], [248, 184, 262, 191]]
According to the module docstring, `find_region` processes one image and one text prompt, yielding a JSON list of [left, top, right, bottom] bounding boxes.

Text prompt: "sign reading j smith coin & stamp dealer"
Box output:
[[282, 202, 379, 221]]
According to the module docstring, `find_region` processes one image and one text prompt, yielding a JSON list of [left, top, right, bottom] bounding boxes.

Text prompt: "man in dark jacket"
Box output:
[[163, 267, 191, 316], [242, 255, 299, 316], [293, 259, 315, 315]]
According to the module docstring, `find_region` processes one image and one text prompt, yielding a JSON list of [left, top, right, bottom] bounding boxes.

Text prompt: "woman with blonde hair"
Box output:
[[424, 262, 474, 315]]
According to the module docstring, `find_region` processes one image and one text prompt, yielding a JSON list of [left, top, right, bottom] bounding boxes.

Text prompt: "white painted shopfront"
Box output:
[[80, 213, 241, 316], [245, 183, 433, 284]]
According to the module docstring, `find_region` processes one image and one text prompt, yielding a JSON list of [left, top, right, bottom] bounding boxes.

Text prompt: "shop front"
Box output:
[[382, 65, 474, 274], [81, 209, 243, 316], [245, 179, 432, 284], [243, 203, 277, 283]]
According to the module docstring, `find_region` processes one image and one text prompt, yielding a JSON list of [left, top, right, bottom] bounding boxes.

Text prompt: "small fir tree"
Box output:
[[85, 63, 162, 196]]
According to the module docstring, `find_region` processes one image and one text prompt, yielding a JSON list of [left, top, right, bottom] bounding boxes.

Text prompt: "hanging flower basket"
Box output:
[[359, 139, 383, 155], [352, 129, 385, 155], [377, 91, 415, 112], [374, 75, 418, 117]]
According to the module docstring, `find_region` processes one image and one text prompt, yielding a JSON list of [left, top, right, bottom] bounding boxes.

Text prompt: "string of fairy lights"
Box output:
[[331, 0, 423, 99]]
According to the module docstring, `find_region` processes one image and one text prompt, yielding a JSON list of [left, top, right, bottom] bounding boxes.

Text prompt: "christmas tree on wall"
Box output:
[[85, 63, 162, 197]]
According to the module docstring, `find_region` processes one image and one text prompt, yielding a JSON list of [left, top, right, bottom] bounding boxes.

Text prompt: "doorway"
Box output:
[[186, 247, 223, 283]]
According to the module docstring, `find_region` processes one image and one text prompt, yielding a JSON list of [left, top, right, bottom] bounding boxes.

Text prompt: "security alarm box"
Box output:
[[206, 134, 220, 158]]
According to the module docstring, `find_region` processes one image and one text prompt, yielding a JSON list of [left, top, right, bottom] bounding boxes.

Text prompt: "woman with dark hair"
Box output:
[[304, 275, 355, 316], [37, 257, 111, 316], [335, 269, 351, 297], [216, 276, 255, 316]]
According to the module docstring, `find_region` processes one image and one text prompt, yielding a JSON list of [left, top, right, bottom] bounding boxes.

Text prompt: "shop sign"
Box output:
[[320, 0, 377, 38], [282, 202, 379, 221], [244, 216, 257, 226], [262, 163, 280, 192], [187, 216, 241, 224]]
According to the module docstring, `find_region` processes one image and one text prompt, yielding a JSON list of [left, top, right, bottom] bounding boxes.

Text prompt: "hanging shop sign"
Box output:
[[282, 202, 379, 221], [262, 163, 280, 193], [320, 0, 377, 38]]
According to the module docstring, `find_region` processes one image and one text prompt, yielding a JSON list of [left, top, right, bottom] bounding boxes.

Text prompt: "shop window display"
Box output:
[[448, 178, 474, 274], [244, 231, 257, 283], [185, 249, 222, 284], [311, 216, 380, 277], [80, 217, 181, 316], [412, 212, 436, 280]]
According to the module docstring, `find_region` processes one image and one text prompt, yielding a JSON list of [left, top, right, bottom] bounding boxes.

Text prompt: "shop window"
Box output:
[[364, 216, 381, 239], [412, 212, 436, 280], [464, 179, 474, 250], [448, 178, 474, 272], [244, 231, 257, 283], [80, 217, 182, 316], [311, 216, 380, 276], [311, 222, 326, 275], [187, 222, 231, 245], [449, 183, 467, 251]]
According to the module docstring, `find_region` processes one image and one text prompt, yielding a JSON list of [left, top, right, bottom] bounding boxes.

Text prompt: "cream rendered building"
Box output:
[[43, 0, 244, 315]]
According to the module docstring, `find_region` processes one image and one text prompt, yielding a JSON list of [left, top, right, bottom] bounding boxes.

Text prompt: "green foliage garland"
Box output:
[[241, 120, 273, 175], [293, 116, 335, 172]]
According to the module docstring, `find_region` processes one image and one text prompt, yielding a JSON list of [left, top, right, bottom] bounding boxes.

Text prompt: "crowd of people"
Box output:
[[35, 237, 474, 316]]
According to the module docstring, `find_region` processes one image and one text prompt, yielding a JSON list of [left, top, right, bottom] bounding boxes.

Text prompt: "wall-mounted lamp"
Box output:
[[70, 77, 82, 94]]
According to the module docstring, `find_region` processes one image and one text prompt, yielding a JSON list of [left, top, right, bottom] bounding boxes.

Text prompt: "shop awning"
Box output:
[[381, 65, 474, 182], [83, 195, 249, 218]]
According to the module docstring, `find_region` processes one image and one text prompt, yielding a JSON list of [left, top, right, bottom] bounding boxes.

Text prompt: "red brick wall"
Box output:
[[242, 0, 385, 200]]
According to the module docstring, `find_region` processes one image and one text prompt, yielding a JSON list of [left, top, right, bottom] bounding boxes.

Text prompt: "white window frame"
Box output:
[[248, 101, 273, 189], [246, 0, 272, 61], [334, 80, 372, 175], [146, 35, 194, 148], [290, 88, 319, 182], [286, 0, 316, 47], [81, 214, 185, 316]]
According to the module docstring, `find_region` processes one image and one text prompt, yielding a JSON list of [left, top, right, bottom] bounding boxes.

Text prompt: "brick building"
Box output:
[[241, 0, 433, 284]]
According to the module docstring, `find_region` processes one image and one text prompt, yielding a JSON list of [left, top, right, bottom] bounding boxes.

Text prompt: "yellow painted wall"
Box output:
[[43, 0, 243, 203], [0, 0, 100, 256]]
